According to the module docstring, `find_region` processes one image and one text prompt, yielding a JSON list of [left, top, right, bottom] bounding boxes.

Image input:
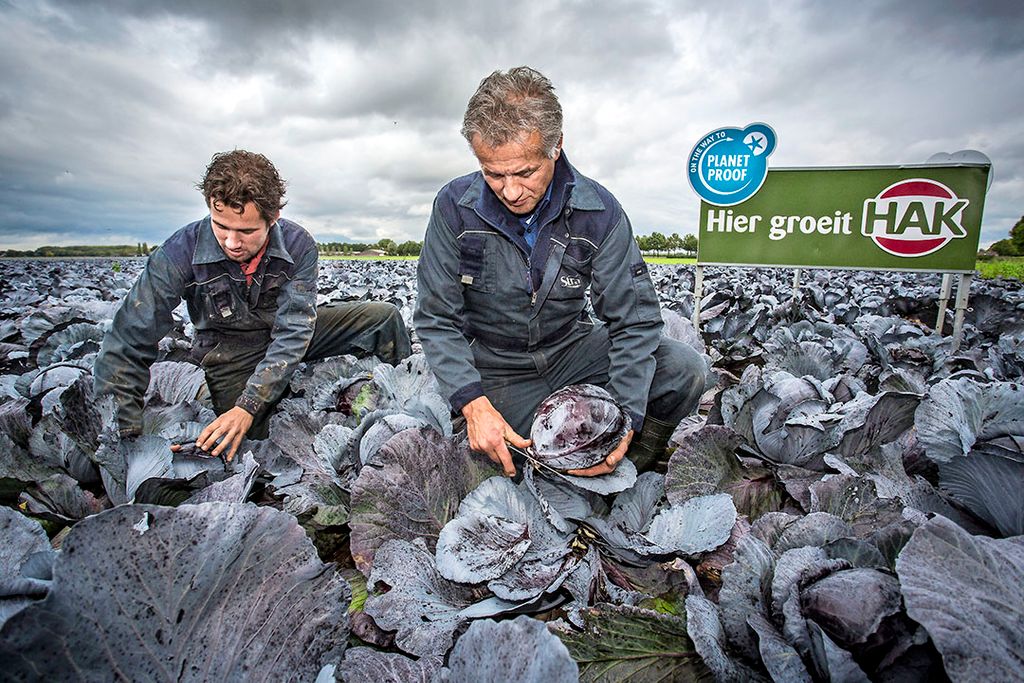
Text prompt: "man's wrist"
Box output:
[[460, 394, 490, 417], [234, 394, 262, 416], [450, 382, 484, 413]]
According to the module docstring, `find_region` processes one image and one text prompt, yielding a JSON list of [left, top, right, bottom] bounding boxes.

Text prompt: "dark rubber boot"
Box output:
[[627, 415, 678, 473]]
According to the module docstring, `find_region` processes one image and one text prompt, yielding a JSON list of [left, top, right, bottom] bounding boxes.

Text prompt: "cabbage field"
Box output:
[[0, 257, 1022, 682]]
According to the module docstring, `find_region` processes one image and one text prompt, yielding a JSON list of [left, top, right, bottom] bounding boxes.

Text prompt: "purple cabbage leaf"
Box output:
[[938, 452, 1024, 537], [447, 616, 579, 683], [435, 476, 534, 584], [896, 515, 1024, 682], [0, 508, 54, 629], [915, 378, 1024, 463], [337, 647, 442, 683], [364, 537, 500, 657], [0, 502, 350, 681], [666, 424, 784, 521], [349, 427, 500, 575]]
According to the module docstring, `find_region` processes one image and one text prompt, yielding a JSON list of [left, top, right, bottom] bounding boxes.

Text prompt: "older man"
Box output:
[[95, 150, 411, 460], [415, 67, 705, 477]]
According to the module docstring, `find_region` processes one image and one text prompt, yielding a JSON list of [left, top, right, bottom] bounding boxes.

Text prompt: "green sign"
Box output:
[[696, 164, 989, 272]]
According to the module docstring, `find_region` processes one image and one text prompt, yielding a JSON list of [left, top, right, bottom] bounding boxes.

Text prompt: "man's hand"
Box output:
[[462, 396, 530, 477], [567, 430, 634, 477], [185, 406, 253, 462]]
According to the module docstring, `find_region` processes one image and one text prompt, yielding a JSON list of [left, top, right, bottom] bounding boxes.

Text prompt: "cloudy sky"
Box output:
[[1, 0, 1021, 250]]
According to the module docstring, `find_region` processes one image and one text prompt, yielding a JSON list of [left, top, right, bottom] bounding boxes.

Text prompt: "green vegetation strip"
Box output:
[[976, 257, 1024, 280], [320, 255, 416, 261], [645, 257, 698, 265]]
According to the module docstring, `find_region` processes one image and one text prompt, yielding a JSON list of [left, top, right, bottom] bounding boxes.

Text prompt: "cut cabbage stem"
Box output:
[[506, 443, 578, 484]]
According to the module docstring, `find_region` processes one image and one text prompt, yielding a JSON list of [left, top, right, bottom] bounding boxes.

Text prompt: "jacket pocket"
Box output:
[[458, 233, 496, 294], [201, 277, 239, 322], [255, 271, 284, 312], [630, 261, 662, 322], [549, 251, 591, 301]]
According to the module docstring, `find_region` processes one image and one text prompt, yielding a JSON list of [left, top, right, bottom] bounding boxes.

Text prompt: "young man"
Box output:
[[95, 150, 411, 460], [415, 67, 705, 478]]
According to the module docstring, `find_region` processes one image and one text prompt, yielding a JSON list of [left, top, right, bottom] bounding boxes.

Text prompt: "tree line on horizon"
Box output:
[[0, 243, 152, 258], [987, 216, 1024, 257], [318, 239, 423, 256], [318, 232, 699, 257], [635, 232, 698, 257]]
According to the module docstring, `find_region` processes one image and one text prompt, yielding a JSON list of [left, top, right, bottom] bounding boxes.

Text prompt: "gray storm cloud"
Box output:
[[0, 0, 1021, 249]]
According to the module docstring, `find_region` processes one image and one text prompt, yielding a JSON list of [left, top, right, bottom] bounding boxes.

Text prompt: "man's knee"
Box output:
[[650, 338, 706, 422], [354, 301, 411, 365], [310, 301, 411, 364], [361, 301, 401, 322], [318, 300, 397, 328]]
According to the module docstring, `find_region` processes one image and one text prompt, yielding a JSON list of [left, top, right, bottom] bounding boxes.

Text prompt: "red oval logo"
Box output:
[[861, 179, 969, 257]]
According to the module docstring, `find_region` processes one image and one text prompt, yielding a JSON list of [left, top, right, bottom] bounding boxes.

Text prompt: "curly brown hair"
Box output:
[[196, 150, 287, 223]]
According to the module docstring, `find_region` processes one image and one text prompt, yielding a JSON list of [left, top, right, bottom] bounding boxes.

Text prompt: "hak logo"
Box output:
[[861, 179, 969, 257]]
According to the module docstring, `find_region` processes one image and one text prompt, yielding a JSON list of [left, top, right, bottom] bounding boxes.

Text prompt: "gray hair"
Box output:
[[461, 66, 563, 158]]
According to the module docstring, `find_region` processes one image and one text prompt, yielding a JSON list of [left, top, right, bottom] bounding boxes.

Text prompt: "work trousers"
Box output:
[[473, 321, 706, 437], [197, 301, 412, 438]]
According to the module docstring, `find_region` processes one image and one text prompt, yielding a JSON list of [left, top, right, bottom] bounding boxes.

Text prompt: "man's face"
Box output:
[[209, 200, 276, 263], [472, 130, 560, 215]]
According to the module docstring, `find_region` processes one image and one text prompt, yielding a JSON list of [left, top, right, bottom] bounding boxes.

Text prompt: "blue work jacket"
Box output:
[[414, 152, 663, 429], [94, 217, 318, 435]]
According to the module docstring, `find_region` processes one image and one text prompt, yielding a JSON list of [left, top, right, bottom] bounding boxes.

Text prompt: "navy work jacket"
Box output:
[[94, 217, 318, 435], [414, 152, 663, 429]]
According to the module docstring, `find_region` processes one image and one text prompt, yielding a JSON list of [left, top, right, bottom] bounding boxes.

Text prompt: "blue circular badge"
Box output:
[[687, 123, 777, 206]]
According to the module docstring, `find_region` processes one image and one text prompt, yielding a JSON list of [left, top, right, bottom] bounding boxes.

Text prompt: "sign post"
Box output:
[[692, 265, 704, 327], [935, 273, 953, 334], [951, 273, 973, 351]]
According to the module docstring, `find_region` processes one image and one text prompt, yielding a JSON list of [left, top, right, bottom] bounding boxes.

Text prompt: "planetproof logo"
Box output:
[[687, 123, 777, 206], [861, 179, 969, 257]]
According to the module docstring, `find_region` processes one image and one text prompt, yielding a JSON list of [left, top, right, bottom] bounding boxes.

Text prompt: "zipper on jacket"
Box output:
[[244, 278, 253, 310], [524, 253, 536, 306], [509, 240, 533, 306]]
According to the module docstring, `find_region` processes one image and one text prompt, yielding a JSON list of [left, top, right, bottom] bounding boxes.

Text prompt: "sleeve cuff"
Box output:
[[450, 382, 485, 413], [234, 394, 264, 416], [629, 411, 645, 432]]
